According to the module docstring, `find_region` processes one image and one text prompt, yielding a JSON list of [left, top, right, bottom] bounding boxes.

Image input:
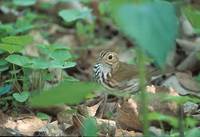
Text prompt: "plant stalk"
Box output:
[[138, 49, 149, 136]]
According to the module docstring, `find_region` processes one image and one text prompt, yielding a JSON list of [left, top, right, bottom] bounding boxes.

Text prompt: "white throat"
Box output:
[[93, 63, 111, 84]]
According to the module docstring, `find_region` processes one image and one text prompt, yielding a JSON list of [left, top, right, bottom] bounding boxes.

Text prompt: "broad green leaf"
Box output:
[[49, 50, 72, 61], [0, 85, 12, 96], [49, 60, 76, 69], [58, 8, 92, 22], [13, 91, 30, 103], [5, 54, 32, 67], [0, 35, 33, 53], [111, 1, 178, 67], [1, 35, 33, 46], [6, 54, 76, 69], [37, 44, 50, 55], [6, 54, 49, 69], [36, 112, 50, 120], [0, 43, 25, 54], [82, 117, 98, 137], [37, 44, 71, 61], [13, 0, 37, 6], [51, 44, 70, 50], [31, 58, 50, 69], [30, 81, 99, 107]]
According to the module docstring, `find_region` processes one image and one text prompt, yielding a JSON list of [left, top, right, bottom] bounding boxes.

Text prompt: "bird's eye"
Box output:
[[108, 55, 113, 60]]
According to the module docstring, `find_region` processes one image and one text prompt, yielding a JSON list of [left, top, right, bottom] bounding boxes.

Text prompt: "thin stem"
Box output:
[[22, 68, 30, 91], [137, 49, 149, 136], [178, 105, 184, 137], [12, 64, 21, 92]]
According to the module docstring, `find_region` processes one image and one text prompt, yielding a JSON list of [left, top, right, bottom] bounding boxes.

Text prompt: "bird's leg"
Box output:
[[96, 93, 108, 118]]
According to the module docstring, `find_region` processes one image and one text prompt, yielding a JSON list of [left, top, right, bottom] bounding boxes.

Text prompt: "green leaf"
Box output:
[[49, 50, 72, 61], [162, 95, 200, 104], [0, 85, 12, 96], [51, 44, 70, 50], [58, 8, 92, 22], [13, 0, 37, 6], [0, 60, 8, 66], [49, 60, 76, 69], [6, 54, 76, 69], [186, 128, 200, 137], [31, 58, 50, 69], [0, 35, 33, 53], [149, 112, 178, 128], [37, 44, 71, 61], [36, 112, 50, 120], [0, 43, 24, 54], [82, 117, 98, 137], [5, 54, 32, 67], [0, 60, 9, 72], [6, 54, 49, 69], [13, 91, 30, 103], [183, 6, 200, 33], [30, 81, 99, 107], [1, 35, 33, 46], [111, 1, 178, 67], [0, 24, 14, 37]]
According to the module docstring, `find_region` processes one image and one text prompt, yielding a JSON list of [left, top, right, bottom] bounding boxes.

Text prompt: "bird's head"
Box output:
[[97, 50, 119, 67]]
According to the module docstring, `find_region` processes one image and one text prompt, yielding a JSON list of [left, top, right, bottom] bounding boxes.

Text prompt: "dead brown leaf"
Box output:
[[4, 115, 47, 136], [115, 129, 142, 137]]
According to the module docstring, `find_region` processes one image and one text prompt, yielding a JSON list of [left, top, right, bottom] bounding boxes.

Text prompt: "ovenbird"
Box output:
[[93, 50, 148, 93]]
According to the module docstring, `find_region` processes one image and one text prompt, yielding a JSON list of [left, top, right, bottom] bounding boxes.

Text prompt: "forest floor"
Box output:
[[0, 0, 200, 136]]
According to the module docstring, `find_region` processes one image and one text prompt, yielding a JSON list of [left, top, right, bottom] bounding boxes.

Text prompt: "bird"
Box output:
[[93, 49, 147, 94], [93, 49, 174, 93], [92, 49, 170, 117]]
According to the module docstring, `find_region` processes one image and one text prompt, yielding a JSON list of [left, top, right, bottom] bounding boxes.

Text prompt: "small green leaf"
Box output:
[[0, 60, 9, 72], [82, 117, 98, 137], [58, 8, 92, 22], [36, 112, 50, 120], [183, 6, 200, 33], [13, 0, 37, 6], [163, 95, 200, 104], [30, 81, 100, 107], [13, 91, 30, 103], [149, 112, 178, 128], [0, 85, 12, 96], [0, 60, 8, 66], [186, 128, 200, 137]]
